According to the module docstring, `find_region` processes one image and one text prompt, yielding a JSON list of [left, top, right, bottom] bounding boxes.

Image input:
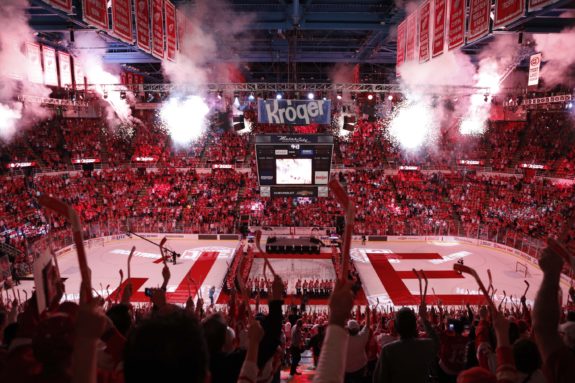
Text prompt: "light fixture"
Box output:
[[120, 90, 126, 100], [276, 92, 282, 100], [336, 90, 343, 100], [307, 92, 314, 100], [367, 94, 374, 101], [248, 93, 255, 101], [388, 95, 393, 101]]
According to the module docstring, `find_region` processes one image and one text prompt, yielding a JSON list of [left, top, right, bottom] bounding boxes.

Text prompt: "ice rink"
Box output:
[[12, 236, 570, 307]]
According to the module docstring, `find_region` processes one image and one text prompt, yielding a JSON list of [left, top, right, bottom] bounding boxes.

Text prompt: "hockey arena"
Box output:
[[1, 0, 575, 382]]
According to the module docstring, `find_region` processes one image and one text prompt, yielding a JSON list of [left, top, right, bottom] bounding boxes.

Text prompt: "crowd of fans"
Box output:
[[0, 240, 574, 383]]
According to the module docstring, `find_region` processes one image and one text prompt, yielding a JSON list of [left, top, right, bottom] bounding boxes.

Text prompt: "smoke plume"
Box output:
[[533, 27, 575, 86], [0, 0, 52, 142]]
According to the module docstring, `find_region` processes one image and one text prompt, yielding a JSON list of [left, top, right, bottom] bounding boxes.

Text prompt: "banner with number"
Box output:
[[528, 0, 559, 11], [405, 13, 417, 62], [528, 53, 542, 87], [165, 0, 177, 61], [494, 0, 525, 29], [27, 43, 44, 84], [467, 0, 490, 43], [419, 0, 431, 63], [432, 0, 446, 58], [58, 51, 72, 87], [135, 0, 152, 53], [396, 20, 407, 76], [448, 0, 466, 50], [151, 0, 165, 59], [47, 0, 72, 13], [112, 0, 133, 43], [42, 46, 58, 86], [82, 0, 108, 30]]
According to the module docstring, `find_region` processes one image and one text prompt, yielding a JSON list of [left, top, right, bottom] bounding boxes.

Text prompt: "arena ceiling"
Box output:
[[26, 0, 575, 83]]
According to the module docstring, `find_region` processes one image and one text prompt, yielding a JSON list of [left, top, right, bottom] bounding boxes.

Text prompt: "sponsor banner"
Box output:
[[467, 0, 491, 43], [7, 162, 36, 169], [520, 163, 547, 170], [255, 134, 334, 145], [528, 0, 558, 11], [151, 0, 165, 59], [135, 0, 152, 52], [399, 165, 420, 171], [176, 9, 186, 51], [528, 53, 542, 87], [418, 0, 431, 63], [26, 43, 43, 84], [72, 158, 101, 164], [58, 52, 72, 87], [448, 0, 466, 50], [396, 20, 407, 76], [213, 164, 233, 169], [494, 0, 525, 29], [257, 100, 331, 125], [165, 0, 177, 61], [458, 159, 484, 165], [42, 46, 58, 86], [405, 13, 418, 62], [82, 0, 108, 30], [315, 171, 329, 185], [271, 187, 318, 198], [112, 0, 133, 43], [522, 94, 572, 105], [48, 0, 73, 13], [133, 156, 158, 162], [432, 0, 447, 58]]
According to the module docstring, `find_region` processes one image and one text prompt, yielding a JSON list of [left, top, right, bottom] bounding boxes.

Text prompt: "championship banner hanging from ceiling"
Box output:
[[112, 0, 133, 43], [151, 0, 165, 59], [448, 0, 466, 50], [74, 58, 86, 90], [82, 0, 108, 30], [26, 43, 43, 84], [494, 0, 525, 29], [432, 0, 446, 58], [176, 9, 187, 51], [418, 0, 431, 63], [165, 0, 177, 61], [396, 20, 406, 76], [467, 0, 491, 43], [47, 0, 73, 13], [405, 13, 417, 62], [528, 0, 559, 11], [528, 53, 542, 87], [58, 51, 72, 88], [42, 46, 58, 87], [135, 0, 152, 53]]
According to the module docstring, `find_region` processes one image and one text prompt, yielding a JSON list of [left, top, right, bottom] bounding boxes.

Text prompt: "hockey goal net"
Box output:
[[515, 261, 529, 278]]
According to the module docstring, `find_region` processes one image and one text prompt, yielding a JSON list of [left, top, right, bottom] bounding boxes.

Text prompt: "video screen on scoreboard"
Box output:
[[276, 159, 312, 185]]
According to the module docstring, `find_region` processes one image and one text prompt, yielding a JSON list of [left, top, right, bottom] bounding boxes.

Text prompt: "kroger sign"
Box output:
[[258, 99, 331, 125]]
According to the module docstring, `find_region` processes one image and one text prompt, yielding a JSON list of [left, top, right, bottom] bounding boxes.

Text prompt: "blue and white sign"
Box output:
[[258, 99, 331, 125]]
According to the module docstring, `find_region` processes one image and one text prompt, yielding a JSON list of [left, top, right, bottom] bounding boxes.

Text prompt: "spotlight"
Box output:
[[388, 95, 393, 101], [248, 93, 255, 101], [367, 94, 374, 101], [120, 90, 126, 100], [307, 92, 314, 100], [276, 92, 282, 100], [336, 91, 342, 100], [217, 90, 223, 100]]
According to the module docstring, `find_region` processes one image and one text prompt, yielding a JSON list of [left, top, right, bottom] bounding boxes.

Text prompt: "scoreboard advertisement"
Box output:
[[255, 135, 334, 197]]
